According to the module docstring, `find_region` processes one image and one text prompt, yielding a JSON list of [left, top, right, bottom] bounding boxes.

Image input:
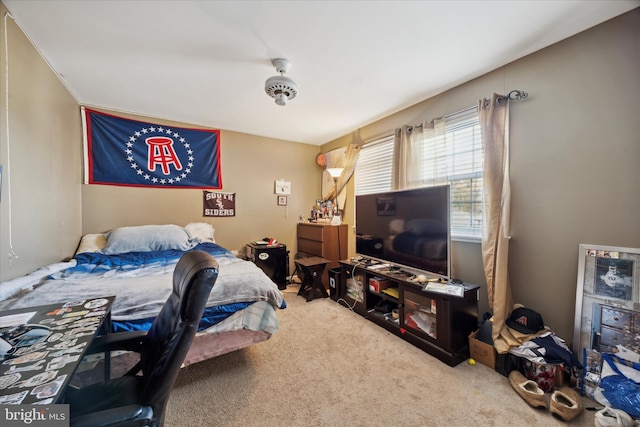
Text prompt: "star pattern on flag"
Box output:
[[124, 127, 196, 185]]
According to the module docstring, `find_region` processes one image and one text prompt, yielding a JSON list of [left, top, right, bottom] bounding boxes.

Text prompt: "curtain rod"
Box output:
[[495, 89, 528, 105], [363, 89, 529, 144], [418, 89, 529, 127], [449, 89, 529, 118]]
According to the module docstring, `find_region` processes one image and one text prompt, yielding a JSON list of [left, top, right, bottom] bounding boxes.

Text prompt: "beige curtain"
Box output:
[[479, 94, 514, 353], [393, 119, 446, 190], [393, 126, 411, 189]]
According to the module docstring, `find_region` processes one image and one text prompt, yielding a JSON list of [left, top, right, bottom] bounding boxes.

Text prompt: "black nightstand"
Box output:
[[246, 243, 289, 290]]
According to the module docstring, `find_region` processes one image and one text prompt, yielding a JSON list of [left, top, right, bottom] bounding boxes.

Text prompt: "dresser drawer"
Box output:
[[297, 224, 326, 242], [298, 239, 324, 256], [599, 325, 639, 354], [296, 223, 347, 290], [600, 325, 629, 347], [601, 307, 632, 329]]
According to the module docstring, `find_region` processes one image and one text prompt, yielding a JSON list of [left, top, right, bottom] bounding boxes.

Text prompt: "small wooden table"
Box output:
[[295, 257, 330, 302]]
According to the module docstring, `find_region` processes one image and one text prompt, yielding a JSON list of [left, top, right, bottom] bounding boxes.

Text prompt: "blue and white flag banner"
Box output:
[[82, 108, 222, 189]]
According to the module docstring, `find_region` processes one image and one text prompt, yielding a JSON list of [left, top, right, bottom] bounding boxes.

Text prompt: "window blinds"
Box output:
[[355, 107, 483, 241], [354, 134, 394, 195]]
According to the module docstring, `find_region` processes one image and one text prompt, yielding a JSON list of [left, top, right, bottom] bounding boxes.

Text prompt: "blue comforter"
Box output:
[[60, 242, 236, 277], [9, 243, 285, 332]]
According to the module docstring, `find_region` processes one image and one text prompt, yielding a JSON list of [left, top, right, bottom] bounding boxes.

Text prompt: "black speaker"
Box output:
[[328, 267, 342, 301], [247, 243, 289, 290]]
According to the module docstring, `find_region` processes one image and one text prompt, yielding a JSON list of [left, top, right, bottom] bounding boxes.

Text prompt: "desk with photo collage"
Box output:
[[0, 296, 114, 405]]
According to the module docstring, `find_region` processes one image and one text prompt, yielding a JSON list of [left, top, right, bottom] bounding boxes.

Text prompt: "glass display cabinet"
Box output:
[[403, 288, 439, 340]]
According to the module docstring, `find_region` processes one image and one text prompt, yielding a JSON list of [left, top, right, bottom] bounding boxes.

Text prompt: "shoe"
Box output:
[[508, 370, 546, 409], [594, 406, 634, 427], [549, 386, 583, 421]]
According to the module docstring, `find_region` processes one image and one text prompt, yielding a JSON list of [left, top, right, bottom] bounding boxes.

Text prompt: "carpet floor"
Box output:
[[165, 285, 598, 426]]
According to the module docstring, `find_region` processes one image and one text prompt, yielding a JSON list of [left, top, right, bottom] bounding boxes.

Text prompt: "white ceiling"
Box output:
[[4, 1, 638, 145]]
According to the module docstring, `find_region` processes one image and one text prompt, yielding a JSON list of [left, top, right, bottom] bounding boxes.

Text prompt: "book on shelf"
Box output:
[[380, 287, 399, 299]]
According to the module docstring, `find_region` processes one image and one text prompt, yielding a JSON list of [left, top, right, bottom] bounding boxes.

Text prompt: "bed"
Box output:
[[0, 223, 285, 366]]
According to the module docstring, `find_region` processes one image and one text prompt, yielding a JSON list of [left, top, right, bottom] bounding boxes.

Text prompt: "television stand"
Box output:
[[338, 260, 479, 366]]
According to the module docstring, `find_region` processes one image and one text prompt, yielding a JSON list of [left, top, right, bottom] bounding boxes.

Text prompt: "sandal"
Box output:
[[549, 386, 583, 421], [508, 370, 546, 409]]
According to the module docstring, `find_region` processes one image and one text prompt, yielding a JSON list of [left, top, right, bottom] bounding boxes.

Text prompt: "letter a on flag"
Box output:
[[82, 108, 222, 189]]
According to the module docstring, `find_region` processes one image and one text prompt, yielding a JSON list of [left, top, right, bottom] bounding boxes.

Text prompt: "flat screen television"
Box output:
[[355, 185, 450, 277]]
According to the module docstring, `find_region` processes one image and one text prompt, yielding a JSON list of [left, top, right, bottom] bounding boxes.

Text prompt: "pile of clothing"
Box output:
[[504, 306, 583, 388], [480, 305, 585, 421], [479, 304, 583, 385]]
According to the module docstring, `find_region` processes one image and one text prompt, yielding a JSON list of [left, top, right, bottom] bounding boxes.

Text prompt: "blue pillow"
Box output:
[[103, 224, 193, 255]]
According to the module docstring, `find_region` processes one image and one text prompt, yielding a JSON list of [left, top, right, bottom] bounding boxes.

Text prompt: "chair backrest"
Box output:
[[138, 250, 219, 416]]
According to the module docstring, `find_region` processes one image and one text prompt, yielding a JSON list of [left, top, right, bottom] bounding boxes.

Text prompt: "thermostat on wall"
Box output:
[[274, 180, 291, 195]]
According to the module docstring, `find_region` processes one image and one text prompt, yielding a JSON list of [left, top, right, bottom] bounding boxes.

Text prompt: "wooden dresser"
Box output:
[[296, 222, 348, 288]]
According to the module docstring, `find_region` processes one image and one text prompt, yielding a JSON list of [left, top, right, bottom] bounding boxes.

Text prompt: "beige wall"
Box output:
[[81, 109, 320, 257], [0, 4, 320, 281], [0, 5, 83, 280], [322, 9, 640, 344], [2, 1, 639, 347]]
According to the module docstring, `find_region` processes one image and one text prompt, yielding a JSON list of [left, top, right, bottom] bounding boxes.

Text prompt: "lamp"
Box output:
[[326, 167, 344, 217], [265, 58, 298, 106]]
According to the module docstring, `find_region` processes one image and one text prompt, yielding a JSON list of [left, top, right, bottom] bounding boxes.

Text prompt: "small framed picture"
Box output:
[[277, 196, 287, 206], [594, 257, 634, 301]]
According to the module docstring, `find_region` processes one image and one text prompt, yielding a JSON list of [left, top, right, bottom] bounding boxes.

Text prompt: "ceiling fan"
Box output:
[[265, 58, 298, 106]]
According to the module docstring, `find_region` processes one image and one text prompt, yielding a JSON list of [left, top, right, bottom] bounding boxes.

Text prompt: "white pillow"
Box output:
[[185, 222, 216, 243], [103, 225, 193, 255], [75, 233, 108, 255]]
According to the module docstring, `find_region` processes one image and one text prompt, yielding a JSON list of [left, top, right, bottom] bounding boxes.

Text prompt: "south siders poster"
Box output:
[[203, 191, 235, 217]]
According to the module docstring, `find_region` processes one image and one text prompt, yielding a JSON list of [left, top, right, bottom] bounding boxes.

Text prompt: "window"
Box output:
[[354, 134, 394, 195], [355, 109, 483, 241]]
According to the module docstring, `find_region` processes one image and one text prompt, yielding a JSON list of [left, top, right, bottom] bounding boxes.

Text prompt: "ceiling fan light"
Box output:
[[265, 58, 298, 106], [275, 93, 287, 106]]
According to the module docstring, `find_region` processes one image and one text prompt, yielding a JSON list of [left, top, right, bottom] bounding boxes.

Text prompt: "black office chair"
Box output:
[[63, 250, 219, 427]]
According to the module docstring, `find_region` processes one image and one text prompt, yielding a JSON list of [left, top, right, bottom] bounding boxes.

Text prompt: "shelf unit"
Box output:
[[339, 261, 479, 366]]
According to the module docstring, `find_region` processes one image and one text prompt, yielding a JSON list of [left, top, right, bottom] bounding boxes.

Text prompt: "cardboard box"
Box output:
[[368, 277, 392, 293], [469, 329, 496, 369]]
